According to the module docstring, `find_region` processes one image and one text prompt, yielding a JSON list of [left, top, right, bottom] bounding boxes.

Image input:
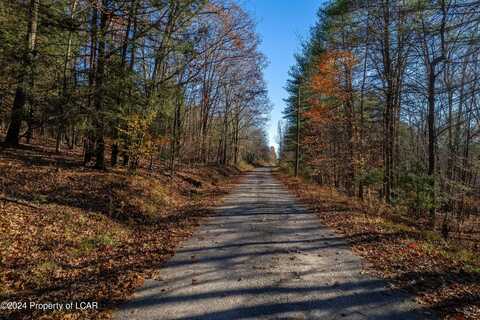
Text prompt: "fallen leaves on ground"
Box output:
[[277, 174, 480, 320], [0, 144, 241, 320]]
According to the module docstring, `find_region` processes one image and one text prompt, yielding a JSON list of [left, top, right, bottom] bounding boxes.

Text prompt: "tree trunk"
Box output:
[[170, 92, 181, 176], [295, 85, 301, 177], [427, 66, 436, 228], [112, 0, 135, 168], [94, 2, 108, 170], [4, 0, 40, 146], [233, 111, 240, 165], [381, 0, 395, 204], [111, 143, 119, 167], [84, 2, 97, 166]]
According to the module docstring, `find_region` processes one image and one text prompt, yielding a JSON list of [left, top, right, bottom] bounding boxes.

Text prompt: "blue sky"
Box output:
[[239, 0, 324, 148]]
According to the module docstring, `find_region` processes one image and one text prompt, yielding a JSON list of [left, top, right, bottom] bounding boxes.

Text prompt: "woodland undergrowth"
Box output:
[[278, 173, 480, 320], [0, 142, 241, 320]]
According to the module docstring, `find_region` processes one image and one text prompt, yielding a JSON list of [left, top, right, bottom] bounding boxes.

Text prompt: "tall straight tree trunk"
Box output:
[[295, 85, 301, 177], [462, 108, 471, 184], [121, 3, 138, 168], [5, 0, 40, 146], [170, 90, 181, 176], [233, 111, 240, 165], [200, 85, 210, 164], [427, 66, 436, 227], [423, 0, 447, 228], [112, 0, 136, 167], [94, 1, 108, 169], [221, 91, 229, 166], [339, 15, 356, 196], [381, 0, 396, 204], [344, 60, 356, 196], [52, 0, 78, 154], [358, 11, 370, 200], [84, 3, 98, 165]]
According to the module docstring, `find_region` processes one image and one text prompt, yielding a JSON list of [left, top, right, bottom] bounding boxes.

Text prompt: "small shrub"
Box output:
[[398, 172, 436, 216]]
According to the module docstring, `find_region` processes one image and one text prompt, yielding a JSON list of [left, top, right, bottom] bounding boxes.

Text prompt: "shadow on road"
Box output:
[[115, 168, 435, 320]]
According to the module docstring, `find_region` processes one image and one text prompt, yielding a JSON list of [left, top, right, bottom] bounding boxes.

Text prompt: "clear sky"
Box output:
[[239, 0, 324, 149]]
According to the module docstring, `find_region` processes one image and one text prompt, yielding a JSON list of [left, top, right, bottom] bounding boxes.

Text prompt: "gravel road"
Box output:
[[115, 168, 434, 320]]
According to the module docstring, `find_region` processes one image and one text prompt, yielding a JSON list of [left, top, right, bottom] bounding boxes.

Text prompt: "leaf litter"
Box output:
[[278, 173, 480, 320], [0, 145, 241, 319]]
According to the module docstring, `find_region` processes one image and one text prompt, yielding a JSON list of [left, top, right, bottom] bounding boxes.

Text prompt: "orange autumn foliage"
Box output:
[[305, 50, 356, 124], [302, 50, 358, 175]]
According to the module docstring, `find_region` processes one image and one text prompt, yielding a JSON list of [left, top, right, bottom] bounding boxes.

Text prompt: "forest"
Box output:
[[277, 1, 480, 316], [279, 0, 480, 237], [1, 0, 480, 319], [0, 0, 272, 171], [0, 1, 273, 319]]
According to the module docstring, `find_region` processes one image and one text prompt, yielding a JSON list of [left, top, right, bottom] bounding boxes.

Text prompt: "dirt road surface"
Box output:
[[115, 168, 434, 320]]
